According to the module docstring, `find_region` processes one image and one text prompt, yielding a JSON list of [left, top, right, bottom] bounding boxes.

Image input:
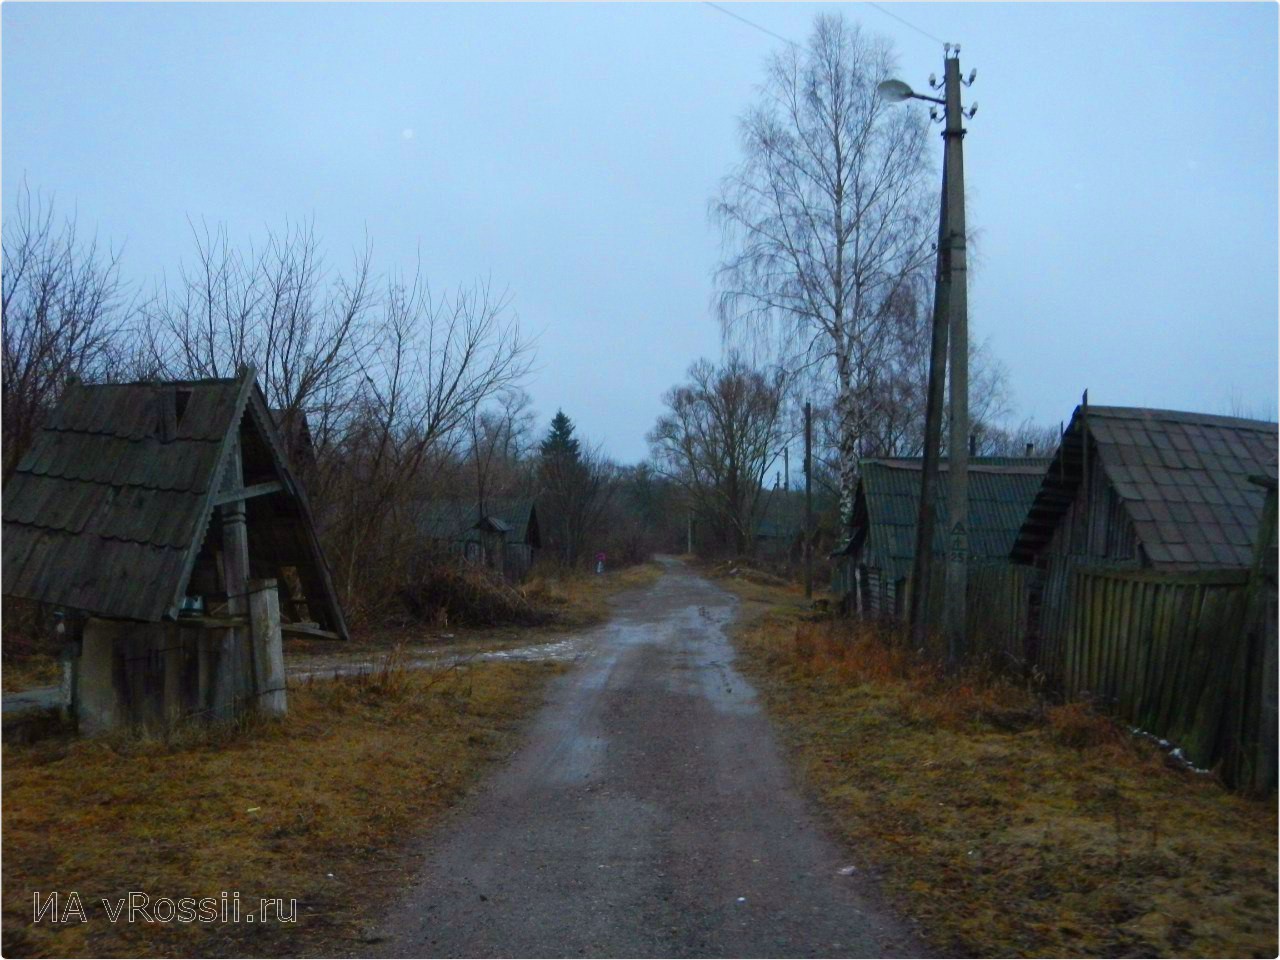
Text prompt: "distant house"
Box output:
[[414, 499, 541, 581], [754, 489, 809, 560], [1011, 405, 1278, 571], [836, 456, 1050, 617], [2, 368, 347, 732]]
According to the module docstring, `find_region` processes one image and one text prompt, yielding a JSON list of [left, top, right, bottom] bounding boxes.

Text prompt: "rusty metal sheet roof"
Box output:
[[848, 457, 1051, 578], [1011, 406, 1278, 569]]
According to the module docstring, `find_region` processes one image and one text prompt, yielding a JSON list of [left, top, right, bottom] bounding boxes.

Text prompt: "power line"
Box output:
[[701, 2, 800, 49], [703, 0, 946, 52], [862, 2, 946, 46]]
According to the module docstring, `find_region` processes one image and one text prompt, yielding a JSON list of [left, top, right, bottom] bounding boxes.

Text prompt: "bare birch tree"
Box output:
[[712, 14, 933, 534]]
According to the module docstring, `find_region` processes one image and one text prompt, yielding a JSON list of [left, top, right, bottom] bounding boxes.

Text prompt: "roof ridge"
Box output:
[[1085, 406, 1278, 430], [38, 426, 222, 443]]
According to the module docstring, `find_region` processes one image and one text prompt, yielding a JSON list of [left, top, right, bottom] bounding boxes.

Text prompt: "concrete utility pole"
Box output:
[[941, 48, 974, 666], [804, 401, 813, 600], [908, 116, 951, 649], [879, 46, 977, 664]]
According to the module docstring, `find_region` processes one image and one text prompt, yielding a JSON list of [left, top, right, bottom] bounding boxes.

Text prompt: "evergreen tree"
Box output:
[[537, 410, 610, 567], [540, 410, 581, 461]]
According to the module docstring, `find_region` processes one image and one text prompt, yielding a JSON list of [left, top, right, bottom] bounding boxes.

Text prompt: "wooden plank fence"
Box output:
[[905, 562, 1034, 666], [1053, 566, 1274, 792], [889, 557, 1276, 792]]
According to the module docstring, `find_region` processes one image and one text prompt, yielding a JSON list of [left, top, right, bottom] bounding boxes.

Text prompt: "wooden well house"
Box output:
[[2, 367, 348, 733]]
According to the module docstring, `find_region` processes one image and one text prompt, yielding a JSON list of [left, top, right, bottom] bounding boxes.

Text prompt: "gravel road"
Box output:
[[366, 558, 921, 958]]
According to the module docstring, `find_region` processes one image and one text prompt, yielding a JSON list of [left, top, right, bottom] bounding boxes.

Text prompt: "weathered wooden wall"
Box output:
[[886, 557, 1275, 791], [421, 538, 535, 583], [76, 581, 286, 734]]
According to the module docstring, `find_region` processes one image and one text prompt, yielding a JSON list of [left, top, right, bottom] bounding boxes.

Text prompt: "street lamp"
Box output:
[[875, 79, 944, 105], [879, 47, 976, 666]]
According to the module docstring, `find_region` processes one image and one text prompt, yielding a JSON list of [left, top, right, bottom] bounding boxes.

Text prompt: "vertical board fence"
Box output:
[[905, 562, 1034, 666], [885, 558, 1276, 792], [1053, 566, 1274, 792]]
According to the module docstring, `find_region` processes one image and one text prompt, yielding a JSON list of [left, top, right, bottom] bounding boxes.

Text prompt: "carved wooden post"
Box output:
[[216, 435, 251, 720], [249, 578, 287, 717]]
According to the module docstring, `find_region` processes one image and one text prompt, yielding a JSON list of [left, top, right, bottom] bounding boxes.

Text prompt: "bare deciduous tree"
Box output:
[[142, 218, 376, 445], [648, 354, 790, 556], [468, 387, 536, 511], [712, 13, 934, 534], [2, 186, 136, 477], [324, 274, 533, 611]]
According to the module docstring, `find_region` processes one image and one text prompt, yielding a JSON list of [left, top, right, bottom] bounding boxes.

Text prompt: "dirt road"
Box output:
[[367, 559, 921, 958]]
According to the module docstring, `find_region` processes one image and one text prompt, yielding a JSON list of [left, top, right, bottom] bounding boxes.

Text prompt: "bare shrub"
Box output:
[[399, 562, 548, 628]]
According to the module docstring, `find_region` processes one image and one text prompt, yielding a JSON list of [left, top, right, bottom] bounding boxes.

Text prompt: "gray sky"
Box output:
[[4, 2, 1276, 461]]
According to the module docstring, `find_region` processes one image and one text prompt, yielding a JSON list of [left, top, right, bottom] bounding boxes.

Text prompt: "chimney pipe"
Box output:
[[968, 433, 977, 456], [1025, 442, 1034, 457]]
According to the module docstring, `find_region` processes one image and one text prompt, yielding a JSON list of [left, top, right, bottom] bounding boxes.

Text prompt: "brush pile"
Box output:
[[399, 562, 549, 628]]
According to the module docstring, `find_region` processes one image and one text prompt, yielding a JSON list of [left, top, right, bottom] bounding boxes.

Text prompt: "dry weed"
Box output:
[[723, 578, 1278, 958]]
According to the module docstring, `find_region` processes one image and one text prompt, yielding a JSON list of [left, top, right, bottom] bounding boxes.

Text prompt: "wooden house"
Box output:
[[835, 456, 1050, 617], [2, 368, 347, 733], [753, 489, 808, 562], [414, 499, 542, 581]]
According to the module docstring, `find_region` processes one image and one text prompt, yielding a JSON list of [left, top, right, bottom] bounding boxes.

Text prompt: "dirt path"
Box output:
[[363, 558, 922, 958]]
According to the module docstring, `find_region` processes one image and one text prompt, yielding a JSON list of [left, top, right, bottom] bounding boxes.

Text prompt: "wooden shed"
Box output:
[[1009, 404, 1278, 789], [2, 367, 348, 733], [754, 489, 810, 563], [1010, 404, 1279, 641], [835, 456, 1049, 618]]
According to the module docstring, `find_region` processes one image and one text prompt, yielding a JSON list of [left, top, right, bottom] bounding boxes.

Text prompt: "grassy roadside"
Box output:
[[718, 575, 1278, 958], [523, 561, 663, 628], [2, 658, 566, 958]]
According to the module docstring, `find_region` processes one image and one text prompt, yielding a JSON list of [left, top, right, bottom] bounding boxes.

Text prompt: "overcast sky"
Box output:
[[3, 2, 1276, 461]]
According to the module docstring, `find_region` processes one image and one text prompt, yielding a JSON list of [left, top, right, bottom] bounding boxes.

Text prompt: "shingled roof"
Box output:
[[1010, 405, 1279, 569], [413, 499, 539, 547], [844, 457, 1051, 579], [2, 369, 348, 636]]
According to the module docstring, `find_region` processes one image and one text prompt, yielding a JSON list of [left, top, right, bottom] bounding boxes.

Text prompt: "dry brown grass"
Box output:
[[523, 561, 663, 628], [2, 657, 565, 958], [2, 599, 62, 692], [2, 653, 60, 693], [725, 582, 1278, 958]]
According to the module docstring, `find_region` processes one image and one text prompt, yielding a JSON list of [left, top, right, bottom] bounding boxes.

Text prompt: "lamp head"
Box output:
[[876, 79, 914, 103]]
